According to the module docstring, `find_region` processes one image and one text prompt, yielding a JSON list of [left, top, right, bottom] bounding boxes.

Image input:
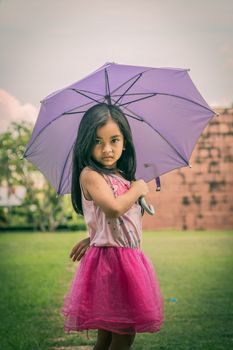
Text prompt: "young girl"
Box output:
[[61, 103, 164, 350]]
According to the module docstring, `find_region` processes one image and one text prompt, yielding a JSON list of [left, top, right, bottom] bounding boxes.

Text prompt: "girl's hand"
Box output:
[[69, 237, 90, 262], [130, 179, 149, 198]]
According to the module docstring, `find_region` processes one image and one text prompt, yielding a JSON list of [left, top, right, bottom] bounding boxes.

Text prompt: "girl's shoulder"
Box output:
[[80, 166, 131, 183], [80, 167, 113, 201], [80, 166, 93, 177], [80, 166, 103, 178], [79, 166, 108, 188], [80, 167, 129, 186]]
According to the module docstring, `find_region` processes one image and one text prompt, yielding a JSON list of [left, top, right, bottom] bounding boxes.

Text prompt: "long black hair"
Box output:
[[71, 103, 137, 215]]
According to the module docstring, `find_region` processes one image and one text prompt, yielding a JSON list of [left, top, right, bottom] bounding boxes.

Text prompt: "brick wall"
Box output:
[[142, 107, 233, 230]]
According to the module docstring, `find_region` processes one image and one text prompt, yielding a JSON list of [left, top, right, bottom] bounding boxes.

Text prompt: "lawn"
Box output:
[[0, 230, 232, 350]]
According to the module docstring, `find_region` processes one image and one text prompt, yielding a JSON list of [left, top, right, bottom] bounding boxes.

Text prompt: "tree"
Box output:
[[0, 121, 84, 231]]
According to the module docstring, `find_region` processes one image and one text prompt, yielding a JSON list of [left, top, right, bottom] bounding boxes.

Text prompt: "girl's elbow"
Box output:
[[105, 205, 122, 218]]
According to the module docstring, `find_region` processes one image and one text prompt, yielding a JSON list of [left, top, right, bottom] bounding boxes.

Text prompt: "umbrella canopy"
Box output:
[[23, 62, 216, 195]]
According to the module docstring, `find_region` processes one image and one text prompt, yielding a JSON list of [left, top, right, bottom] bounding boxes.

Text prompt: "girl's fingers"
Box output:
[[76, 250, 85, 261], [75, 247, 89, 261], [72, 246, 88, 261], [70, 246, 78, 257], [70, 243, 83, 257], [69, 240, 90, 261], [71, 247, 82, 259]]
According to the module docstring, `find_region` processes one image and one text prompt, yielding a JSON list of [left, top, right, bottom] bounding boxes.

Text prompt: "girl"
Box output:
[[61, 103, 164, 350]]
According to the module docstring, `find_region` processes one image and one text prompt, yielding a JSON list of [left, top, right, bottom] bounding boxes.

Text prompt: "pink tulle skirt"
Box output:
[[61, 246, 164, 335]]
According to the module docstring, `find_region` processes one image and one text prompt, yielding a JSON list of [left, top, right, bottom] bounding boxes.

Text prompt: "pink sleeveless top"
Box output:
[[80, 170, 142, 248]]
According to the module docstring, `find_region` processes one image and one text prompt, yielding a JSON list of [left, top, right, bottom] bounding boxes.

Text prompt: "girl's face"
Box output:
[[92, 119, 124, 169]]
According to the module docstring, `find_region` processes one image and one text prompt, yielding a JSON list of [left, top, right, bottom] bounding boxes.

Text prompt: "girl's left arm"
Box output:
[[69, 237, 90, 261]]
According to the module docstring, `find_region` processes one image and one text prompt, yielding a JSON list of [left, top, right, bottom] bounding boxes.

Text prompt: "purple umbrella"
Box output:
[[23, 62, 217, 214]]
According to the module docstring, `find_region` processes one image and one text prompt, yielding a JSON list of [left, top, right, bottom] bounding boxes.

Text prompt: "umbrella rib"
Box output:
[[71, 88, 101, 104], [112, 92, 156, 96], [123, 112, 144, 122], [114, 73, 142, 105], [57, 142, 74, 195], [63, 111, 87, 115], [113, 100, 189, 166], [24, 105, 104, 158], [157, 93, 215, 114], [59, 95, 105, 116], [69, 88, 104, 97], [24, 93, 107, 158], [64, 97, 104, 113], [118, 93, 157, 106], [143, 119, 189, 165], [110, 68, 154, 98], [118, 92, 214, 115], [109, 72, 145, 99], [105, 69, 112, 104]]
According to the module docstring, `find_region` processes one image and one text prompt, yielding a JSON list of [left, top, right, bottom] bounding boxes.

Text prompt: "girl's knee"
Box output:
[[129, 333, 136, 346], [111, 332, 136, 348], [93, 329, 112, 350]]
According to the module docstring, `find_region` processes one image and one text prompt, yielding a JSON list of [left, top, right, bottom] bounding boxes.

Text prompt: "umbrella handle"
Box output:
[[139, 197, 155, 215]]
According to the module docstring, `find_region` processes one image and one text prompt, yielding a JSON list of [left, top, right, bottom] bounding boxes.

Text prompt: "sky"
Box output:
[[0, 0, 232, 133]]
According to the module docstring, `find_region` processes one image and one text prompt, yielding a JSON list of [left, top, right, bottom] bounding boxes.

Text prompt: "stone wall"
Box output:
[[142, 107, 233, 230]]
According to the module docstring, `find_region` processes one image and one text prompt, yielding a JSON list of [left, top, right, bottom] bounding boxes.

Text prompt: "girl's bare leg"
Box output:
[[93, 329, 112, 350], [108, 332, 136, 350]]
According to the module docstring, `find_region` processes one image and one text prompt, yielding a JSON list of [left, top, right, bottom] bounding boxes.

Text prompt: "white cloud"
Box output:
[[210, 96, 232, 108], [0, 89, 38, 133], [220, 43, 233, 71]]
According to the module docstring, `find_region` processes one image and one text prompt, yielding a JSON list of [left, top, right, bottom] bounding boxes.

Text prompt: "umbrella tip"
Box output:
[[189, 164, 192, 168]]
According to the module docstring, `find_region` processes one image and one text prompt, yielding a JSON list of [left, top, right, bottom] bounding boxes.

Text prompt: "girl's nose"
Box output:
[[102, 144, 112, 153]]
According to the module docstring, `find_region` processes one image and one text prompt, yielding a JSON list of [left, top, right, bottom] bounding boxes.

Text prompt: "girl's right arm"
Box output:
[[80, 168, 148, 218]]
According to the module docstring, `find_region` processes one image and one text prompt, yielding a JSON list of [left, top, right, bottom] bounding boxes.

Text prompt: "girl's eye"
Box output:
[[95, 138, 120, 145]]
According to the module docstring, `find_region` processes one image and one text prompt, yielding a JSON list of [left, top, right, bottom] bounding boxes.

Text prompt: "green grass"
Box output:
[[0, 230, 232, 350]]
